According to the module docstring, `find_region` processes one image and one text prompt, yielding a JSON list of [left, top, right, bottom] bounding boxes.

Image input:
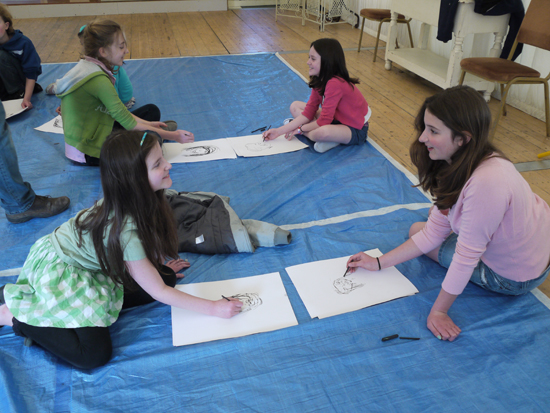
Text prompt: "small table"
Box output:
[[385, 0, 510, 99]]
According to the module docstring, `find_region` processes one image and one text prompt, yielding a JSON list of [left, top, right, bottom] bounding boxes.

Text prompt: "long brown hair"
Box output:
[[308, 38, 359, 96], [76, 130, 178, 287], [410, 86, 507, 210], [80, 19, 123, 72]]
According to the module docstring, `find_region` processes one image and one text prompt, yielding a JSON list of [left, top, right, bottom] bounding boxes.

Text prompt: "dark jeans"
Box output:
[[0, 50, 26, 100], [7, 265, 177, 370], [84, 104, 161, 166]]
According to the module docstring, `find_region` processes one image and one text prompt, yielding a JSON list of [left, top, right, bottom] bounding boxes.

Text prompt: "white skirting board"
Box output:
[[10, 0, 227, 19], [228, 0, 275, 8]]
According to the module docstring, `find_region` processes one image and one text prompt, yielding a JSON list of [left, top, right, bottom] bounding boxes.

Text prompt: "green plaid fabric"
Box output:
[[4, 236, 123, 328]]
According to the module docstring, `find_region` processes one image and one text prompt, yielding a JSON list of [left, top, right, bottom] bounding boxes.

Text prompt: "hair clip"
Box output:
[[140, 132, 147, 146]]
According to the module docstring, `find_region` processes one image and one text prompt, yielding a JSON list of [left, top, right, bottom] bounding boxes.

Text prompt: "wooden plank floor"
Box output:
[[13, 9, 550, 297]]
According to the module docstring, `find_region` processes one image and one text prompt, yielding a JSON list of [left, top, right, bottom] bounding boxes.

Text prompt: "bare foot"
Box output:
[[0, 304, 14, 327], [165, 258, 191, 279]]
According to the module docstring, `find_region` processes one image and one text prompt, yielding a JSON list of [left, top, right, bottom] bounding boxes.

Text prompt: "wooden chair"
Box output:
[[458, 0, 550, 138], [357, 9, 414, 63]]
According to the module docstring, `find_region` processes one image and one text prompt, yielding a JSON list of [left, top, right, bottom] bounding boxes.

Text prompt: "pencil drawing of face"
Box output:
[[181, 145, 219, 157], [53, 117, 63, 129], [333, 277, 364, 295], [245, 142, 272, 152], [230, 292, 262, 312]]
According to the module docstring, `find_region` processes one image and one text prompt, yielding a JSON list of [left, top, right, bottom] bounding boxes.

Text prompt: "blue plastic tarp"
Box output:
[[1, 54, 549, 412]]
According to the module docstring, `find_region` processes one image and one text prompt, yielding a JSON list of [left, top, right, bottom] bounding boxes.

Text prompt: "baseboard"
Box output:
[[10, 0, 227, 19], [228, 0, 274, 8]]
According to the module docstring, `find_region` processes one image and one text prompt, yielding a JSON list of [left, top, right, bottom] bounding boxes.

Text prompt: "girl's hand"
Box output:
[[0, 304, 14, 327], [212, 298, 243, 319], [55, 106, 62, 116], [284, 128, 300, 140], [262, 128, 280, 141], [284, 125, 305, 140], [346, 252, 379, 273], [165, 258, 190, 279], [427, 310, 461, 341], [174, 130, 195, 143], [22, 98, 33, 109], [288, 123, 311, 140]]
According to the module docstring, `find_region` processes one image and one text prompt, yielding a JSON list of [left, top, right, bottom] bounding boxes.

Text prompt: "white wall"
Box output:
[[357, 0, 549, 122]]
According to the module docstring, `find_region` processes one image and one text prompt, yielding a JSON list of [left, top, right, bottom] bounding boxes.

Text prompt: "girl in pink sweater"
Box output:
[[263, 38, 370, 153], [347, 86, 550, 341]]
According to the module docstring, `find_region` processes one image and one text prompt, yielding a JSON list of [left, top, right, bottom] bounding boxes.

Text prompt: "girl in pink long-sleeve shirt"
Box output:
[[263, 38, 370, 153], [347, 86, 550, 342]]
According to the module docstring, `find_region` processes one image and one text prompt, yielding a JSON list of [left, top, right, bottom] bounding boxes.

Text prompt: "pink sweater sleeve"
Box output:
[[411, 208, 452, 254], [315, 79, 344, 126], [301, 78, 369, 129], [301, 89, 322, 121], [441, 173, 510, 294], [412, 158, 550, 295], [412, 162, 512, 295]]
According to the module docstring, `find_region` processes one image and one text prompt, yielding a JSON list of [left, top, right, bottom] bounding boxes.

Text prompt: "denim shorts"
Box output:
[[333, 119, 369, 146], [296, 120, 369, 148], [438, 233, 550, 295]]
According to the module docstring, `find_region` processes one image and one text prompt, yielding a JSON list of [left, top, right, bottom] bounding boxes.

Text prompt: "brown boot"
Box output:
[[6, 195, 70, 224]]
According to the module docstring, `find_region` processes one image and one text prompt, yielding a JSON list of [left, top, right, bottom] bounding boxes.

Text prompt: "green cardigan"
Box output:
[[59, 71, 137, 158]]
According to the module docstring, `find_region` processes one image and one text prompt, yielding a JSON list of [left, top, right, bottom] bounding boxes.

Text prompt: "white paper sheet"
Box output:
[[226, 134, 308, 157], [34, 115, 64, 134], [171, 272, 298, 346], [162, 139, 237, 163], [286, 249, 419, 319], [2, 99, 27, 119]]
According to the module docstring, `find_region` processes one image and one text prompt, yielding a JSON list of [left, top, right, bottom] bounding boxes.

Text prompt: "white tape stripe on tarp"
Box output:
[[531, 288, 550, 310], [280, 202, 432, 230], [275, 52, 309, 83]]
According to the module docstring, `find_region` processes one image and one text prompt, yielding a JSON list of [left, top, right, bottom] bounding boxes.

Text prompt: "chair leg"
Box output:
[[500, 84, 507, 116], [490, 82, 512, 140], [544, 80, 550, 137], [406, 21, 414, 48], [358, 17, 366, 53], [458, 70, 466, 85], [373, 20, 384, 62]]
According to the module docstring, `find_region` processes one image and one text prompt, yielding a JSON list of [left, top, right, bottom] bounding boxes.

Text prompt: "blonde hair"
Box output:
[[80, 19, 123, 71]]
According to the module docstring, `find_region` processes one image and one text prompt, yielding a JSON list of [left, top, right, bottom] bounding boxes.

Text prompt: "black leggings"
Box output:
[[9, 265, 176, 370], [112, 104, 161, 130]]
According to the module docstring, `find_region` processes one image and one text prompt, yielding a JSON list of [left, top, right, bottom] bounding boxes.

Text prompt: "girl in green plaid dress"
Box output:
[[0, 130, 242, 369]]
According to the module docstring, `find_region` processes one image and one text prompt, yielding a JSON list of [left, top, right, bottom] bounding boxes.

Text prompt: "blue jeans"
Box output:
[[438, 233, 550, 295], [0, 104, 35, 215]]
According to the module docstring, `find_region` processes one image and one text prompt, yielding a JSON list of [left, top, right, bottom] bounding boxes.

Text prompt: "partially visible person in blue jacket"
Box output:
[[0, 3, 43, 109], [0, 102, 69, 224]]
